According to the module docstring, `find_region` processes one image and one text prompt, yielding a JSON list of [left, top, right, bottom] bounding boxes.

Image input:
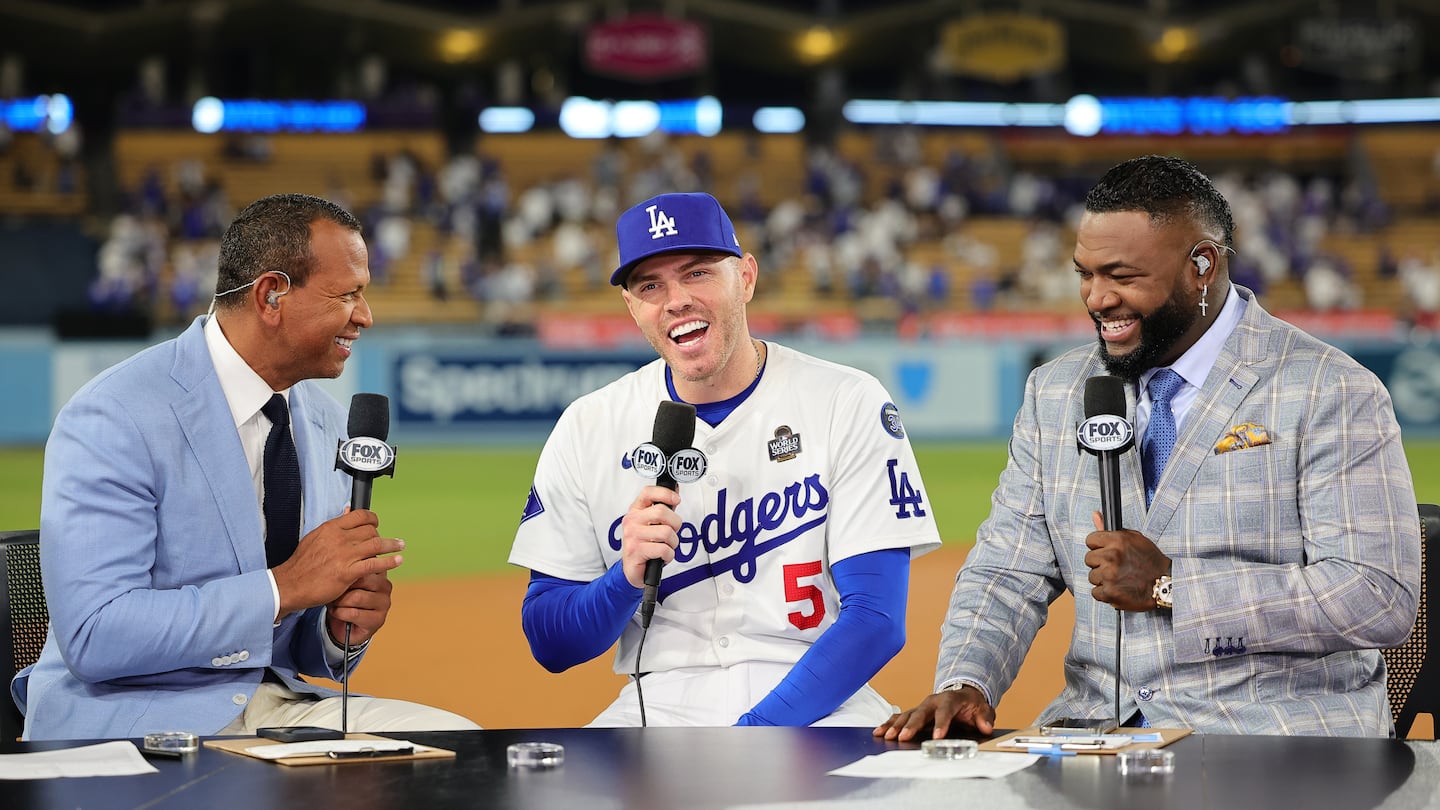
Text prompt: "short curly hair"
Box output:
[[213, 193, 361, 309], [1084, 155, 1235, 249]]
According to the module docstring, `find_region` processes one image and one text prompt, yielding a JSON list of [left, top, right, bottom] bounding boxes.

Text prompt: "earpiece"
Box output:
[[262, 270, 292, 308], [1194, 254, 1211, 276]]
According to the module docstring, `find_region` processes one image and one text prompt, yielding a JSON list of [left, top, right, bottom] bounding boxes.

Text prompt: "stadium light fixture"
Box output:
[[478, 107, 535, 134], [0, 94, 73, 134], [754, 107, 806, 134]]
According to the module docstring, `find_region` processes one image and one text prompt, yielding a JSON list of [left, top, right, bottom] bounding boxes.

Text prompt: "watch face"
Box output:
[[1154, 576, 1173, 608]]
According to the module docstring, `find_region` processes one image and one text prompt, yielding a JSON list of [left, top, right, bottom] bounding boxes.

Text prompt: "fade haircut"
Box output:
[[1084, 155, 1235, 249], [213, 193, 361, 309]]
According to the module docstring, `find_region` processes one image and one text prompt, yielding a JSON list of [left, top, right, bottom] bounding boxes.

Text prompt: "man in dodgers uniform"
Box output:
[[509, 192, 941, 726]]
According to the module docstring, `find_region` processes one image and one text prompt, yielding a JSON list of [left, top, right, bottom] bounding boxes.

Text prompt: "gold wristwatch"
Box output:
[[1152, 575, 1174, 610]]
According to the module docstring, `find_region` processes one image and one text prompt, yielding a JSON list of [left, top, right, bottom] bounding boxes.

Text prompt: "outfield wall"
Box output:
[[3, 326, 1439, 445]]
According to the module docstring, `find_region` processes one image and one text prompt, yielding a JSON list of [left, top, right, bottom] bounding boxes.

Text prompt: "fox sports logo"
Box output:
[[338, 437, 395, 473], [1076, 414, 1133, 451]]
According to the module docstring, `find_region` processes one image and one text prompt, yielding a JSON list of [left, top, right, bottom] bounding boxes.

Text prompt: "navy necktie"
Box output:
[[1142, 369, 1185, 507], [261, 394, 301, 568]]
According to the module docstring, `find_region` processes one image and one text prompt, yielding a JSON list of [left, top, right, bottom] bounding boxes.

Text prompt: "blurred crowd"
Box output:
[[6, 125, 1440, 334]]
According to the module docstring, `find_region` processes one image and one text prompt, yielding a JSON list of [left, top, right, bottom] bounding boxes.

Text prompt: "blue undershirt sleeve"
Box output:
[[521, 564, 642, 673], [735, 547, 910, 727]]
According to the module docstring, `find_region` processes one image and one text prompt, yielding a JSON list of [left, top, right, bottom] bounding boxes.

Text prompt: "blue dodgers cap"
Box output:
[[610, 192, 743, 286]]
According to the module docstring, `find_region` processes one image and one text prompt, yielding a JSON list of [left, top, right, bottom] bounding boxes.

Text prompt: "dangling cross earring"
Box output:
[[1198, 283, 1209, 316]]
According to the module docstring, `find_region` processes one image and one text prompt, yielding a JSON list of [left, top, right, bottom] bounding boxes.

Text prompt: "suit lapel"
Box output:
[[289, 384, 338, 534], [169, 318, 268, 572], [1143, 289, 1270, 537]]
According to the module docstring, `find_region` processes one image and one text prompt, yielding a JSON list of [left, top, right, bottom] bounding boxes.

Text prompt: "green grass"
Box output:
[[5, 440, 1440, 581]]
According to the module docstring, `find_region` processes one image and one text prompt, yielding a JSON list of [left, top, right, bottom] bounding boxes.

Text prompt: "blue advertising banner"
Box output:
[[3, 332, 1435, 447], [1353, 343, 1440, 432], [393, 352, 650, 424]]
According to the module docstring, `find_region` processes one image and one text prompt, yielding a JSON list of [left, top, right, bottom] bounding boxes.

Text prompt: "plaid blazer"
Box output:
[[937, 287, 1420, 736]]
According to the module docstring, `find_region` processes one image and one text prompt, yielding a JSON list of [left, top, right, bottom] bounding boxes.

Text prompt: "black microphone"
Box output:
[[640, 400, 697, 629], [1078, 375, 1133, 532], [332, 393, 398, 734], [1077, 374, 1135, 731], [336, 393, 397, 510]]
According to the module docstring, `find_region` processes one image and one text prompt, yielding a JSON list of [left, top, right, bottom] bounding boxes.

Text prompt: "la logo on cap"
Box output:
[[646, 204, 678, 240]]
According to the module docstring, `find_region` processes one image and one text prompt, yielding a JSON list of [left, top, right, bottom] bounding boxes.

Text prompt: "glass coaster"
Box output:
[[143, 731, 199, 756], [1117, 749, 1174, 775], [507, 741, 565, 769], [921, 739, 979, 760]]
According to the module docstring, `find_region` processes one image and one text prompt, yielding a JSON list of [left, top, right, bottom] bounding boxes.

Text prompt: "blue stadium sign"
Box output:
[[393, 353, 648, 424]]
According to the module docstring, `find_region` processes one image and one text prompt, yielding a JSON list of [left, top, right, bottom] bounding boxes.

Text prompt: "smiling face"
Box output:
[[1074, 210, 1211, 380], [620, 250, 758, 403], [262, 219, 373, 388]]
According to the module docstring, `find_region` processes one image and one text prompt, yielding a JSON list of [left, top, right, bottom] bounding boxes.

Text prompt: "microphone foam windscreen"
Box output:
[[652, 400, 697, 455], [348, 393, 391, 441], [1084, 375, 1127, 419]]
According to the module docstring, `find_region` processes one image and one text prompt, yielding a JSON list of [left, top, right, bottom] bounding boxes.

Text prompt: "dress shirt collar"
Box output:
[[1139, 282, 1246, 396], [203, 314, 289, 428]]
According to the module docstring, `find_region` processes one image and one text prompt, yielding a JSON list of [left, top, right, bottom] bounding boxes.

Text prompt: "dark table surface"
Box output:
[[3, 727, 1437, 810]]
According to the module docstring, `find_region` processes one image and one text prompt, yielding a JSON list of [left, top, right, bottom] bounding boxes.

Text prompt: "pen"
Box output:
[[1020, 744, 1076, 757], [326, 746, 413, 760]]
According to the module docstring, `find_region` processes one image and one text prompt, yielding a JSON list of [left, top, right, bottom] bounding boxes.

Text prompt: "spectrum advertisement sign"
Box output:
[[394, 353, 648, 424]]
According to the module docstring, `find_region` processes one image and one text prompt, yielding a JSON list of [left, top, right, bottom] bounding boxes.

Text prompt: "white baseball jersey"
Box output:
[[509, 341, 941, 676]]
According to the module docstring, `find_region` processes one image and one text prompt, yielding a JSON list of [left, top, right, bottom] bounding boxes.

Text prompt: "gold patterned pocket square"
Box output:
[[1214, 422, 1272, 455]]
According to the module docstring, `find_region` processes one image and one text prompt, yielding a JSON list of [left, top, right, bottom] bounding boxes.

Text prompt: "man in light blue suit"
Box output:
[[15, 193, 478, 740], [878, 156, 1419, 740]]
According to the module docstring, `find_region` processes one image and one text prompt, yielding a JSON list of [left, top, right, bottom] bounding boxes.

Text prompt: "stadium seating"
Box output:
[[0, 133, 85, 217], [45, 125, 1437, 329]]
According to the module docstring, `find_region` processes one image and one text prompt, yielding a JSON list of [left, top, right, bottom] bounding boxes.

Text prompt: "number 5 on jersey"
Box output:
[[784, 561, 825, 630]]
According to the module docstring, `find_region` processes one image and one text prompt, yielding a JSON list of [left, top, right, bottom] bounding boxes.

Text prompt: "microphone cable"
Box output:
[[634, 624, 651, 727], [342, 624, 351, 733]]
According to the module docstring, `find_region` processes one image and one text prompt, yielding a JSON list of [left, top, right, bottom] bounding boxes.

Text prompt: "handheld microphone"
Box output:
[[332, 393, 397, 733], [336, 393, 397, 509], [1077, 375, 1134, 731], [1077, 376, 1133, 531], [640, 401, 697, 629]]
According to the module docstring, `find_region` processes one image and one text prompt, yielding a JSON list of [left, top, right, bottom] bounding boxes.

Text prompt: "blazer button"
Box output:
[[232, 693, 248, 705], [238, 650, 250, 661], [212, 657, 224, 667]]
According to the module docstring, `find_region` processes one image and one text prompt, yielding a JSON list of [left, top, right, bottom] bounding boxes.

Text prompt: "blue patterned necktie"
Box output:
[[1142, 369, 1185, 507], [261, 394, 302, 568]]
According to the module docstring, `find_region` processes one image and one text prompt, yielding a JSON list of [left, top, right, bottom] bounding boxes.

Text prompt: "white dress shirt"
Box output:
[[1136, 283, 1247, 436], [203, 315, 358, 664]]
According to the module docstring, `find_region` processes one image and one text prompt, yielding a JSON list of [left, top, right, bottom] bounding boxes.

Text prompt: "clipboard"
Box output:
[[205, 733, 456, 766], [979, 726, 1191, 756]]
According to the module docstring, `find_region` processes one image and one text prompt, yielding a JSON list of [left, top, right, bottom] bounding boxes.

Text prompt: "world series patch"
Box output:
[[768, 426, 802, 462], [880, 402, 905, 439]]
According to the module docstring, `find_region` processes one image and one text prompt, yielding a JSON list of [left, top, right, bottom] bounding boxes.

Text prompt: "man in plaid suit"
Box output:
[[878, 155, 1419, 739]]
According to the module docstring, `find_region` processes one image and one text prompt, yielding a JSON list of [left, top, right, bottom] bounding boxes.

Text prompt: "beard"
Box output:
[[1095, 293, 1197, 381]]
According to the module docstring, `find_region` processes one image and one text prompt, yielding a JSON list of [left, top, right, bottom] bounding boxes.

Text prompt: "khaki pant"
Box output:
[[216, 681, 480, 735]]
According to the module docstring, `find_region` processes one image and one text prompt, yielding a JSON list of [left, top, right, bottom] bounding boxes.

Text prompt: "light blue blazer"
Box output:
[[15, 317, 358, 740]]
